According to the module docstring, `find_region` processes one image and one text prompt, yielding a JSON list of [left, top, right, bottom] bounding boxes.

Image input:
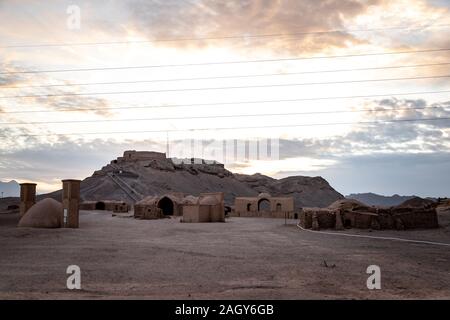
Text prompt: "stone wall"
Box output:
[[299, 206, 439, 230]]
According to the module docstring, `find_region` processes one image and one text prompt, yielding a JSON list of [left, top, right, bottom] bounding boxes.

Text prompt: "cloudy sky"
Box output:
[[0, 0, 449, 196]]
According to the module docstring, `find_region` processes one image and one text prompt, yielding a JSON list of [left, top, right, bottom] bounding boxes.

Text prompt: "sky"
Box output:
[[0, 0, 449, 196]]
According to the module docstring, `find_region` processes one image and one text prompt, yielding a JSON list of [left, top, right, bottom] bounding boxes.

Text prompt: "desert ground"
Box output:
[[0, 209, 449, 299]]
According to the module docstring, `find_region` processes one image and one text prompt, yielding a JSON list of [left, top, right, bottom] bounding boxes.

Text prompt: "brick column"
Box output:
[[19, 183, 37, 217], [62, 179, 81, 228]]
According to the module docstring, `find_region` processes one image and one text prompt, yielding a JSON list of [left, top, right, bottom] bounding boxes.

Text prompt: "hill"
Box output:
[[45, 150, 344, 208], [346, 193, 415, 207]]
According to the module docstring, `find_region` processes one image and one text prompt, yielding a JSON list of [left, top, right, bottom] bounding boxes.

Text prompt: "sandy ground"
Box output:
[[0, 210, 449, 299]]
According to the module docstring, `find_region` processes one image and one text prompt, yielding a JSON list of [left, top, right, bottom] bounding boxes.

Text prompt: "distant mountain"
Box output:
[[346, 193, 415, 207], [0, 180, 20, 198]]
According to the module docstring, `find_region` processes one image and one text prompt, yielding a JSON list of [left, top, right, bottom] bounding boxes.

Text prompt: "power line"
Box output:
[[2, 48, 450, 75], [2, 117, 449, 138], [2, 62, 449, 90], [1, 74, 449, 99], [2, 23, 449, 48], [2, 89, 449, 114], [1, 105, 448, 126]]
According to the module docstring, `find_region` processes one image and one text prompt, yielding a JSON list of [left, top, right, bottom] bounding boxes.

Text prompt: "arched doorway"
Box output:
[[96, 201, 105, 210], [258, 199, 271, 212], [158, 197, 174, 216]]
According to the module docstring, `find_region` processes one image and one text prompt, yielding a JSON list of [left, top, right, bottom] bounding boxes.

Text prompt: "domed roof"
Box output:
[[160, 193, 183, 203], [136, 195, 159, 205], [182, 195, 199, 204], [328, 199, 368, 210], [18, 198, 63, 228], [258, 192, 271, 199], [199, 195, 220, 205]]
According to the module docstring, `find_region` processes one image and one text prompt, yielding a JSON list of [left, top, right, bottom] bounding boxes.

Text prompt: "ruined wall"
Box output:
[[79, 200, 128, 212], [122, 150, 167, 162], [300, 206, 439, 230], [79, 201, 97, 210], [134, 205, 163, 220], [300, 209, 336, 229], [234, 195, 295, 219]]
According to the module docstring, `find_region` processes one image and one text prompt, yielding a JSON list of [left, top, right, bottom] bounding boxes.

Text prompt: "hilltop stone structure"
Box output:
[[233, 193, 296, 219], [116, 150, 167, 163]]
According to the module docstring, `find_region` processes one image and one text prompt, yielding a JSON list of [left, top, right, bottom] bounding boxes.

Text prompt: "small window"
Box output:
[[276, 203, 282, 212], [247, 203, 251, 212]]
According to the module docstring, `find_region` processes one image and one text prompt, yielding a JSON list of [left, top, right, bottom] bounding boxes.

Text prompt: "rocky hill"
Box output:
[[34, 151, 344, 208], [346, 193, 415, 207]]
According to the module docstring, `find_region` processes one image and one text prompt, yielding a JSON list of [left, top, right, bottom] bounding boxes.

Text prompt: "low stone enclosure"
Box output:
[[79, 200, 129, 213], [232, 193, 296, 219], [134, 192, 225, 223], [300, 199, 439, 231]]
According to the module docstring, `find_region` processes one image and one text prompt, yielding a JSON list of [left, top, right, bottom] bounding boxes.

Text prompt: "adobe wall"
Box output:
[[234, 196, 295, 219], [182, 192, 225, 223], [122, 150, 167, 162], [79, 201, 96, 210], [80, 200, 129, 212], [183, 205, 211, 223], [134, 205, 163, 219], [200, 192, 225, 222], [300, 207, 439, 230], [300, 209, 336, 229]]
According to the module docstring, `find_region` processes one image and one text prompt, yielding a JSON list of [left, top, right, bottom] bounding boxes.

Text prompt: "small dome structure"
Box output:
[[199, 196, 220, 205], [18, 198, 63, 228], [182, 195, 199, 205], [136, 195, 159, 205], [328, 199, 368, 211]]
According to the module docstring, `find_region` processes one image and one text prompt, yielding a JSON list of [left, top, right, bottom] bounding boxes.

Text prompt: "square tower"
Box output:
[[19, 183, 37, 217], [62, 179, 81, 228]]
